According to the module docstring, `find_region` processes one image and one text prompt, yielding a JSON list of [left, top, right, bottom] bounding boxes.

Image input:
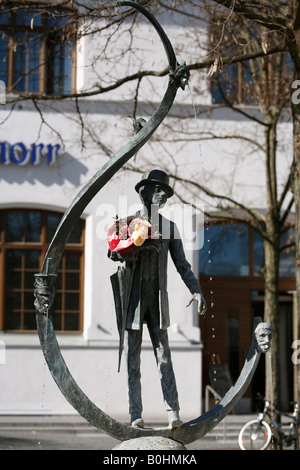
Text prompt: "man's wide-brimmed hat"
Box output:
[[135, 169, 174, 198]]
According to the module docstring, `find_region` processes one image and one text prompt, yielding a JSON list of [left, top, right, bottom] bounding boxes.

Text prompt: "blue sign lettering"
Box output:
[[0, 142, 61, 166]]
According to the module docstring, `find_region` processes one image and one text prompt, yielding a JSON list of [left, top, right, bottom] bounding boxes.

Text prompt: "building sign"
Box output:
[[0, 142, 61, 166]]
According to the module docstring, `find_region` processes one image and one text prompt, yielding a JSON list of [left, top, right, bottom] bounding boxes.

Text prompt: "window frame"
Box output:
[[0, 208, 85, 333], [0, 3, 77, 96]]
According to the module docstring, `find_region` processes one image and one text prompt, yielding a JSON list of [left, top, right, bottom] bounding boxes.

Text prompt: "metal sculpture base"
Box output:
[[35, 306, 271, 448], [113, 436, 187, 450]]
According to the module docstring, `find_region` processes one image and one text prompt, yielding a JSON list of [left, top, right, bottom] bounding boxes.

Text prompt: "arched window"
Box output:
[[0, 209, 84, 332]]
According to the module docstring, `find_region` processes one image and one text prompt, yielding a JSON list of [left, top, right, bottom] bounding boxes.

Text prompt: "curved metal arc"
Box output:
[[35, 1, 187, 443], [35, 2, 264, 446], [173, 317, 263, 444], [41, 2, 179, 275], [37, 313, 263, 444]]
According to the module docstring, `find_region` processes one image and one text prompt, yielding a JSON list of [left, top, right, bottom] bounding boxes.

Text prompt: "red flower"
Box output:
[[107, 217, 152, 252]]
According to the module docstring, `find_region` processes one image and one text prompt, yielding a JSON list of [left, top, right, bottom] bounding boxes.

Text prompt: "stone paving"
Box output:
[[0, 414, 241, 451]]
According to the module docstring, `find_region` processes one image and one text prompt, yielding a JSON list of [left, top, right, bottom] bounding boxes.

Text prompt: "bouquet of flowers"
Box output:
[[107, 216, 158, 252]]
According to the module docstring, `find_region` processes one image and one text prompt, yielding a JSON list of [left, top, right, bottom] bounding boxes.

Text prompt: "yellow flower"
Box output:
[[132, 224, 148, 246]]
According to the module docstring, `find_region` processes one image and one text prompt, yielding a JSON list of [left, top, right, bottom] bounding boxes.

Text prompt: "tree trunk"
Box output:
[[291, 79, 300, 449], [264, 235, 280, 407], [263, 120, 282, 449], [288, 0, 300, 448]]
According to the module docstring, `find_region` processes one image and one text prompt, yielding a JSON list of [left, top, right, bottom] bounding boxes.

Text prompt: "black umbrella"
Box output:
[[110, 266, 134, 372]]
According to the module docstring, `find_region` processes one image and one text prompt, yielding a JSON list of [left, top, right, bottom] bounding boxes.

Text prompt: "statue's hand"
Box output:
[[186, 293, 207, 316]]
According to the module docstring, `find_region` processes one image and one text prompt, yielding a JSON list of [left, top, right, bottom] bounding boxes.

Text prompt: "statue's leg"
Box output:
[[147, 322, 182, 428], [124, 328, 144, 427]]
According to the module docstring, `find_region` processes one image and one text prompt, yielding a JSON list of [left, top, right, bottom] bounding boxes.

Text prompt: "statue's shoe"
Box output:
[[131, 418, 145, 428], [168, 411, 183, 429]]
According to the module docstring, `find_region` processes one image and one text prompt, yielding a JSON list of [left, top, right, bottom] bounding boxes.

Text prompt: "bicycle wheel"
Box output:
[[238, 419, 272, 450]]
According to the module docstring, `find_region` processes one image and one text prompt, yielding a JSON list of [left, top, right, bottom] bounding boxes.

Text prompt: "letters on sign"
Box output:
[[0, 142, 61, 166]]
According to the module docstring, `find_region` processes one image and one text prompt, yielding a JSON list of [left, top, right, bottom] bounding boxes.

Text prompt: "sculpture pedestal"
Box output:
[[113, 436, 187, 450]]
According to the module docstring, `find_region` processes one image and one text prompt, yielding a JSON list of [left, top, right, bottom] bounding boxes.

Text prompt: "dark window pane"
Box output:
[[65, 273, 79, 290], [16, 9, 42, 27], [47, 213, 62, 242], [254, 227, 295, 277], [55, 292, 62, 310], [7, 270, 21, 288], [253, 231, 264, 276], [65, 293, 79, 310], [13, 32, 41, 93], [7, 212, 24, 241], [25, 273, 35, 290], [4, 311, 21, 330], [25, 250, 40, 269], [6, 211, 41, 242], [65, 252, 80, 269], [24, 291, 34, 310], [0, 7, 9, 25], [226, 316, 239, 382], [200, 223, 249, 276], [52, 312, 62, 330], [46, 32, 73, 96], [6, 249, 23, 269], [6, 291, 21, 311], [13, 33, 27, 91], [28, 34, 42, 93], [64, 313, 79, 331], [280, 228, 295, 277], [0, 34, 8, 83], [23, 312, 36, 330], [242, 66, 258, 105], [211, 64, 238, 104]]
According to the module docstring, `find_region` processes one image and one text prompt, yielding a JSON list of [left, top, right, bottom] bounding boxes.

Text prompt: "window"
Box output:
[[210, 18, 258, 106], [0, 209, 84, 332], [253, 227, 296, 277], [200, 223, 250, 276], [200, 221, 295, 278], [0, 4, 76, 96], [210, 16, 292, 106], [226, 316, 239, 382], [211, 62, 258, 106]]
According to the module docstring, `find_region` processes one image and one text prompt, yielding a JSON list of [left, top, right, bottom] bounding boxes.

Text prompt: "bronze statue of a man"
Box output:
[[108, 169, 207, 429]]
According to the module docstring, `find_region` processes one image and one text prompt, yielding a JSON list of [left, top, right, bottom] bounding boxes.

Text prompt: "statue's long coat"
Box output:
[[108, 213, 201, 330]]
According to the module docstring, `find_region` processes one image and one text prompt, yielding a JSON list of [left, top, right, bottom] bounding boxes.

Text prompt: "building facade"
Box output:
[[0, 1, 296, 420]]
